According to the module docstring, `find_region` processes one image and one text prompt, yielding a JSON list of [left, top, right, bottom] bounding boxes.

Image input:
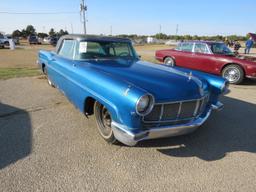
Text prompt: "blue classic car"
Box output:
[[38, 35, 228, 146]]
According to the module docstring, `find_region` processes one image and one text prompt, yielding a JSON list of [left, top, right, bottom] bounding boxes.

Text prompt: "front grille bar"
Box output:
[[177, 102, 182, 119], [159, 105, 164, 121], [193, 100, 200, 116]]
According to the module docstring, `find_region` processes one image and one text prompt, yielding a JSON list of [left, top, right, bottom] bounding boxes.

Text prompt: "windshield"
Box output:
[[75, 41, 137, 60], [210, 43, 234, 55]]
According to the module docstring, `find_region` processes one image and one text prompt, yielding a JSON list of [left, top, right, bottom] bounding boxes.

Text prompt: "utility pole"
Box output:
[[110, 25, 112, 36], [159, 24, 162, 34], [175, 24, 179, 36], [80, 0, 87, 34], [71, 23, 74, 34]]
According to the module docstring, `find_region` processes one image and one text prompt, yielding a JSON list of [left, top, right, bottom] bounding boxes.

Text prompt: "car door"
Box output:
[[190, 43, 217, 73], [47, 39, 77, 97], [174, 42, 195, 68]]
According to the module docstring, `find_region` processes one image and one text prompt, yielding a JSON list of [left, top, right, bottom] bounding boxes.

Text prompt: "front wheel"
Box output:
[[222, 64, 244, 84], [94, 102, 117, 144], [44, 67, 55, 87], [164, 57, 175, 67]]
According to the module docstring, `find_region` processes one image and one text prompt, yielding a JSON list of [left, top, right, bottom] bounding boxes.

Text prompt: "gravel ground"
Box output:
[[0, 77, 256, 192]]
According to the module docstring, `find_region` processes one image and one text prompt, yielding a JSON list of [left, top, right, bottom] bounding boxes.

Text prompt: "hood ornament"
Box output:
[[188, 72, 193, 81]]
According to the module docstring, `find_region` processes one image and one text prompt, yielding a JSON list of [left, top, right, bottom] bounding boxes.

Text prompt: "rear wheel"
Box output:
[[4, 41, 9, 48], [164, 57, 175, 67], [222, 64, 244, 84], [94, 102, 117, 144]]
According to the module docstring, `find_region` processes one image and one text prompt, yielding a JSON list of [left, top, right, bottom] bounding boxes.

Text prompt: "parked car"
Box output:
[[38, 35, 228, 146], [43, 37, 51, 44], [0, 40, 4, 48], [0, 34, 10, 47], [28, 35, 41, 45], [43, 36, 58, 46], [155, 41, 256, 84], [49, 36, 58, 46], [6, 35, 20, 45]]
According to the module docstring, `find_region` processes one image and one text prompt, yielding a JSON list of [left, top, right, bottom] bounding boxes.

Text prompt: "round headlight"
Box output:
[[136, 94, 154, 116], [221, 80, 229, 94]]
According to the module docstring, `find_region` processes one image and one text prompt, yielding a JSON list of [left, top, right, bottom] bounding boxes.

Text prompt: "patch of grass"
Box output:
[[0, 68, 42, 79]]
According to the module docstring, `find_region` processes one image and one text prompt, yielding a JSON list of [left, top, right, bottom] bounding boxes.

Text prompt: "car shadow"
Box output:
[[241, 78, 256, 86], [137, 96, 256, 161], [0, 103, 32, 169]]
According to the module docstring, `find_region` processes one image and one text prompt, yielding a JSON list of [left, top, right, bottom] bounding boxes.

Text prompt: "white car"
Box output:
[[0, 34, 10, 48]]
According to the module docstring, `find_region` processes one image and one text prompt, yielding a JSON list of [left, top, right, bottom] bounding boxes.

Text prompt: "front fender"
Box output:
[[76, 66, 149, 129]]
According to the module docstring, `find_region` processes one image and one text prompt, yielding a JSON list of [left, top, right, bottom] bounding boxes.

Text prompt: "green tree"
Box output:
[[154, 33, 168, 39], [37, 33, 48, 38], [12, 30, 22, 37], [25, 25, 36, 35], [49, 28, 56, 36], [57, 29, 69, 37]]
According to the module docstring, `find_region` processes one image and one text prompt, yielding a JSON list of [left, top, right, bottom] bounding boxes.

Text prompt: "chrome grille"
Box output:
[[143, 95, 209, 123]]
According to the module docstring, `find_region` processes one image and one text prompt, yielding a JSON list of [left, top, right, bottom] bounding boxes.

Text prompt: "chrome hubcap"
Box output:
[[165, 58, 174, 66], [100, 106, 112, 137], [223, 67, 240, 83]]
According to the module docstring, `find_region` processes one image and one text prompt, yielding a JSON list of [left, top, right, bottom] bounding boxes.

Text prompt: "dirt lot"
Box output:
[[0, 77, 256, 192], [0, 43, 256, 191]]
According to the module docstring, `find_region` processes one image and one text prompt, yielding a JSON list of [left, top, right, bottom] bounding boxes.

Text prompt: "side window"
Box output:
[[175, 44, 182, 51], [194, 43, 208, 54], [86, 42, 104, 54], [58, 39, 76, 59], [113, 43, 131, 56], [181, 43, 193, 52]]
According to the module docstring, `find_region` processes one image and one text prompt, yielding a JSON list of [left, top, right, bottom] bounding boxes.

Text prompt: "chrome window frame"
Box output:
[[193, 43, 213, 54]]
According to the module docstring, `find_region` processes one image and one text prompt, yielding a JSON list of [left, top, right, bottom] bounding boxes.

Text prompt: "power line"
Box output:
[[0, 11, 79, 15]]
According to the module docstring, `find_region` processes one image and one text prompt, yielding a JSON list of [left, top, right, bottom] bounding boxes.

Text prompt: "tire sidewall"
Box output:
[[94, 102, 117, 143]]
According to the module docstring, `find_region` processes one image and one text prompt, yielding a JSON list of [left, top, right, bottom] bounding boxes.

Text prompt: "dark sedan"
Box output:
[[156, 41, 256, 84]]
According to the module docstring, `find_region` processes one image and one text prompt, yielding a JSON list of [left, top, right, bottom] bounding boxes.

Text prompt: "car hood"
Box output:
[[79, 59, 207, 102]]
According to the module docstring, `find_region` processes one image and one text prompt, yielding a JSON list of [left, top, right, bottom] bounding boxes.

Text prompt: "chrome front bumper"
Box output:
[[111, 102, 223, 146]]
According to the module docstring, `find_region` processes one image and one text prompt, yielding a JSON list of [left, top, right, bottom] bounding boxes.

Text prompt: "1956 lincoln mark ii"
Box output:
[[38, 35, 228, 146]]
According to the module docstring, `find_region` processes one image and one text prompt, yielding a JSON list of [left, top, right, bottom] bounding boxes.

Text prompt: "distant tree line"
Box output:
[[11, 25, 69, 38], [10, 25, 250, 42], [116, 33, 250, 41]]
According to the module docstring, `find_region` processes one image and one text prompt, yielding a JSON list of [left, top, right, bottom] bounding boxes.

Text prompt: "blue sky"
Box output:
[[1, 0, 255, 36]]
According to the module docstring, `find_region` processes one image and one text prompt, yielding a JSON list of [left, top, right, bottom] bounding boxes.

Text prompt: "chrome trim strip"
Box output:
[[246, 75, 256, 79], [144, 116, 196, 124], [154, 96, 206, 105]]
